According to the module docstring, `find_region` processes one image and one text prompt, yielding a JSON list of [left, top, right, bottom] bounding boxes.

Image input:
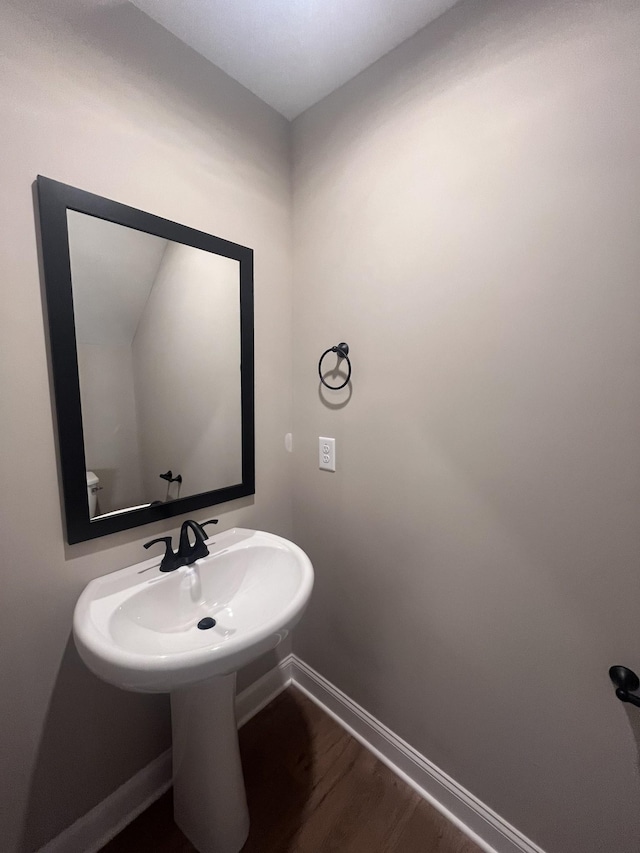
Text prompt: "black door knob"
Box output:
[[609, 665, 640, 707]]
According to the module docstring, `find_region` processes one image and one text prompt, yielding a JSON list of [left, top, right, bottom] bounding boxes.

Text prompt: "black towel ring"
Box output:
[[318, 342, 351, 390]]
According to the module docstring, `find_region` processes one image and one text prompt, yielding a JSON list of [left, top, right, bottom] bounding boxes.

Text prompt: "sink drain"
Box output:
[[197, 617, 216, 630]]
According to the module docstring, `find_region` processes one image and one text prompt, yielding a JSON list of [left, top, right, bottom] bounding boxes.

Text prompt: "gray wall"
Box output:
[[291, 2, 640, 852], [77, 342, 145, 513], [0, 1, 292, 850], [133, 243, 242, 502]]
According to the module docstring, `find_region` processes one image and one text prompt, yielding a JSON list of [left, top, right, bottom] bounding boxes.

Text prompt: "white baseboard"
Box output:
[[37, 749, 173, 853], [39, 653, 544, 853], [289, 656, 546, 853]]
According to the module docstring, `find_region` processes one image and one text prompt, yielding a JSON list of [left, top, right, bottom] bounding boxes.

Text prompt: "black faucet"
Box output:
[[178, 519, 218, 565], [144, 519, 218, 572], [143, 535, 183, 572]]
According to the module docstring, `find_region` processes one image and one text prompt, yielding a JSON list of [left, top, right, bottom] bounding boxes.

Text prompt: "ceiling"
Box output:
[[129, 0, 461, 120]]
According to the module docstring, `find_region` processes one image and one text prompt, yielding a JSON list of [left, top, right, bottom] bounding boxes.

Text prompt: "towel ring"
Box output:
[[318, 342, 351, 390]]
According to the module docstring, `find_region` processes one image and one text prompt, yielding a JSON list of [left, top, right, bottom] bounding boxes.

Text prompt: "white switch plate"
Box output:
[[319, 437, 336, 472]]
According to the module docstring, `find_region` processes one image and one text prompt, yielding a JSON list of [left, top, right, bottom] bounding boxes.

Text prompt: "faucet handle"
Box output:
[[144, 536, 183, 573], [178, 520, 211, 565], [201, 519, 219, 535]]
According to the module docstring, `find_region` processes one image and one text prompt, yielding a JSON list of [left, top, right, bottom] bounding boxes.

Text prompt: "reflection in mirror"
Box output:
[[67, 212, 242, 519], [36, 175, 254, 544]]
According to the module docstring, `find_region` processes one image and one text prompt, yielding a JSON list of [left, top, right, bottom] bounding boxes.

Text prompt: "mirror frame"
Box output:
[[36, 175, 254, 544]]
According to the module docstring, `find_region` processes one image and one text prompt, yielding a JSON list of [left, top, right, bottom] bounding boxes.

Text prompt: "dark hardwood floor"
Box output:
[[101, 687, 482, 853]]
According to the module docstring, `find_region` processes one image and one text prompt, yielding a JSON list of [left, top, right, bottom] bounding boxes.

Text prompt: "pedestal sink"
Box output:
[[73, 527, 314, 853]]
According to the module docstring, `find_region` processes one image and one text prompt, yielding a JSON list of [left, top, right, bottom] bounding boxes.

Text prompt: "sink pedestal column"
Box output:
[[171, 673, 249, 853]]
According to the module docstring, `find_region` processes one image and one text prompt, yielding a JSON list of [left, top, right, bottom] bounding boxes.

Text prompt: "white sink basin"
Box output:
[[74, 527, 314, 693]]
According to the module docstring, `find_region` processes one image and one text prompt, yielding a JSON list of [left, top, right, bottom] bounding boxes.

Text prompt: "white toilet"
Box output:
[[86, 471, 100, 518]]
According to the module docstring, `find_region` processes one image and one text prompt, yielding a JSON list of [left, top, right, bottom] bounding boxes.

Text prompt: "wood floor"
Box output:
[[101, 687, 482, 853]]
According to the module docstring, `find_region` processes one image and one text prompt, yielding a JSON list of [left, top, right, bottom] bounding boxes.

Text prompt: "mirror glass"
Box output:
[[37, 176, 254, 544], [68, 211, 242, 518]]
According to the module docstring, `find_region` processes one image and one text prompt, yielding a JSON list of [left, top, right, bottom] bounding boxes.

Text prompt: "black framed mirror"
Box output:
[[37, 176, 254, 544]]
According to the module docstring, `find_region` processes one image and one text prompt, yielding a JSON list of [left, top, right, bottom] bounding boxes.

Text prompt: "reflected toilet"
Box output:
[[86, 471, 100, 518]]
